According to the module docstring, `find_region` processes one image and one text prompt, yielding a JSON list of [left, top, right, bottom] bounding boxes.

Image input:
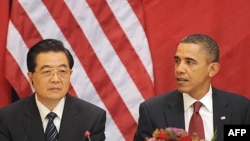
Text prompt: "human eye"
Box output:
[[174, 58, 180, 64], [58, 68, 68, 77], [186, 59, 196, 65], [58, 69, 67, 73], [41, 69, 52, 76]]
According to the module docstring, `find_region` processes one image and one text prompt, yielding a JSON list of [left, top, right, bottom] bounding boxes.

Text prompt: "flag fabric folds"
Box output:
[[0, 0, 12, 107], [3, 0, 155, 140], [1, 0, 250, 140]]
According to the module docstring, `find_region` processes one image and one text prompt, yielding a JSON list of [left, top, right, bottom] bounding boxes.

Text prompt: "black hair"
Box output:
[[180, 34, 220, 63], [27, 39, 74, 72]]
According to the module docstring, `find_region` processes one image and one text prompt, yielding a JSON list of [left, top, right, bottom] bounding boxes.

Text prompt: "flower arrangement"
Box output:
[[145, 127, 217, 141]]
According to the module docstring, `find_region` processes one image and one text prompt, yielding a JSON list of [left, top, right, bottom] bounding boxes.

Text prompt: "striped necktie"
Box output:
[[45, 112, 58, 141]]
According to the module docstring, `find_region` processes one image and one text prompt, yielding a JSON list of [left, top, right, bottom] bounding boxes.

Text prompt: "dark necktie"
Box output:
[[188, 101, 205, 139], [45, 112, 58, 141]]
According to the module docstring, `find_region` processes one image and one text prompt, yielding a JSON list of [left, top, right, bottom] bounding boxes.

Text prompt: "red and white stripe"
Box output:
[[5, 0, 155, 140]]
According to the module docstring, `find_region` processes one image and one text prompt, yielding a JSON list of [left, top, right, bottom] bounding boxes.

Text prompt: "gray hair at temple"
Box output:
[[180, 34, 220, 63]]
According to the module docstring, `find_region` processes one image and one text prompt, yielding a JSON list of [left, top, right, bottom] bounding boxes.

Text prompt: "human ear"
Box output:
[[208, 62, 220, 77], [27, 72, 34, 85]]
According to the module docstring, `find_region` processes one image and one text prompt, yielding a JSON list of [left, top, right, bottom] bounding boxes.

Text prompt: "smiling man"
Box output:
[[0, 39, 106, 141], [134, 34, 250, 141]]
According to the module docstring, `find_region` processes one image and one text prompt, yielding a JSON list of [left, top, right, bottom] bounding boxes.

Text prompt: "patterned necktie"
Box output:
[[188, 101, 205, 139], [45, 112, 58, 141]]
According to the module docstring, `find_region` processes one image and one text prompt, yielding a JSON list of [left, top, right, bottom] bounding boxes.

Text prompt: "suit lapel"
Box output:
[[58, 95, 81, 141], [212, 88, 231, 141], [22, 95, 45, 141], [164, 92, 185, 129], [162, 89, 231, 140]]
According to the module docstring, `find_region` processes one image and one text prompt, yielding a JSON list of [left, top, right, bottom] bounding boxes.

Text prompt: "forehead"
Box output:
[[175, 43, 206, 61], [35, 51, 69, 67], [175, 43, 203, 58], [176, 43, 201, 53]]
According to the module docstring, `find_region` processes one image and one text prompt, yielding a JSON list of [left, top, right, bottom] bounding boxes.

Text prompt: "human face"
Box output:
[[28, 51, 72, 106], [174, 43, 218, 98]]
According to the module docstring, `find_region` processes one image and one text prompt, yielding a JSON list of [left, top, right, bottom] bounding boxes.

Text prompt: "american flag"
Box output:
[[1, 0, 155, 140], [1, 0, 250, 141]]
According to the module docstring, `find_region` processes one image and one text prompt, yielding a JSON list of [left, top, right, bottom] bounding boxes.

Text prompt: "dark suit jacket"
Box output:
[[0, 94, 106, 141], [134, 87, 250, 141]]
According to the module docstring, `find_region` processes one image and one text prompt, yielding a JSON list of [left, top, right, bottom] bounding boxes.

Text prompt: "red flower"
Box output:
[[146, 127, 216, 141], [179, 136, 192, 141], [155, 130, 168, 140]]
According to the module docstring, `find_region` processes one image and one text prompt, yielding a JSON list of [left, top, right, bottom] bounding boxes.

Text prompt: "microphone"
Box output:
[[84, 130, 91, 141]]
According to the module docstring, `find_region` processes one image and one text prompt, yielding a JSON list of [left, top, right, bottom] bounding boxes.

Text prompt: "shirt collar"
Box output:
[[35, 94, 65, 121], [183, 85, 213, 112]]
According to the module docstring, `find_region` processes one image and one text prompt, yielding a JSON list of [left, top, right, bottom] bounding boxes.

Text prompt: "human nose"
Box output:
[[175, 61, 185, 74], [50, 70, 60, 81]]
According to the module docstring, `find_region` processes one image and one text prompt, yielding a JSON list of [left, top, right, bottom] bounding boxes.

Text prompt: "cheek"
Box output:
[[189, 68, 208, 80], [33, 79, 47, 90], [60, 78, 71, 87], [64, 79, 71, 88], [194, 69, 210, 81]]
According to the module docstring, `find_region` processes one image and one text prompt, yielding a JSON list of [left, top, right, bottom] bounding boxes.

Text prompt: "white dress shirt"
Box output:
[[183, 85, 214, 141], [35, 94, 65, 132]]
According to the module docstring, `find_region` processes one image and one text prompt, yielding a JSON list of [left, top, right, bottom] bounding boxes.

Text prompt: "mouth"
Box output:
[[48, 87, 61, 91], [176, 78, 188, 84]]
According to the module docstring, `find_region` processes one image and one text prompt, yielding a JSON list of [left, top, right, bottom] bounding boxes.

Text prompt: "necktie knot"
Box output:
[[47, 112, 57, 120], [193, 101, 202, 113]]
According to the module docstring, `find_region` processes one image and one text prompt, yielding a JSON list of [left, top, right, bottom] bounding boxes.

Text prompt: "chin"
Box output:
[[177, 87, 189, 93], [48, 93, 64, 99]]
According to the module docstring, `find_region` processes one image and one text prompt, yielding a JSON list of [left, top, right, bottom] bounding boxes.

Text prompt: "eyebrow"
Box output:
[[174, 56, 197, 62], [174, 56, 179, 60], [39, 64, 68, 70], [185, 57, 196, 62]]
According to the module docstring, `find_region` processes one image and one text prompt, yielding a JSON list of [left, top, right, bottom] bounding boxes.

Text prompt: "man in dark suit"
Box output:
[[0, 39, 106, 141], [134, 34, 250, 141]]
